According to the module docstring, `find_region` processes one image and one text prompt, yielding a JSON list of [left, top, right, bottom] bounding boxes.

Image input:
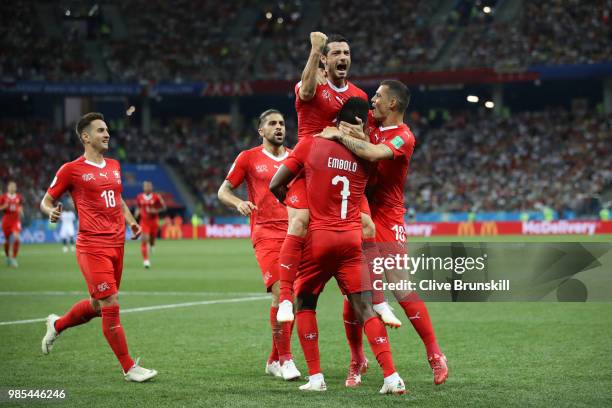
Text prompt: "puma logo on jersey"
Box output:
[[280, 264, 292, 270], [408, 312, 420, 320], [99, 172, 108, 179]]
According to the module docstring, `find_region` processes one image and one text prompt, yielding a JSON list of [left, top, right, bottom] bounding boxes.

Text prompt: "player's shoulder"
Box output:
[[237, 147, 258, 162], [347, 81, 368, 99], [105, 157, 121, 168], [399, 123, 416, 142], [56, 156, 85, 173]]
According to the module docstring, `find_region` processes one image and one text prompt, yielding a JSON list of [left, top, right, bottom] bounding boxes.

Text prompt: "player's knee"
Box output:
[[348, 292, 375, 322], [99, 293, 119, 307], [361, 215, 375, 239], [296, 293, 318, 311], [288, 210, 309, 237], [270, 282, 280, 307], [89, 298, 102, 314]]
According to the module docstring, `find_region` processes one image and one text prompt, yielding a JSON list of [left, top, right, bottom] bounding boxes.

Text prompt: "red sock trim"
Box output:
[[55, 299, 99, 333], [363, 316, 396, 377], [343, 299, 365, 363], [279, 234, 305, 303], [296, 310, 321, 375], [101, 305, 134, 372], [399, 295, 441, 357]]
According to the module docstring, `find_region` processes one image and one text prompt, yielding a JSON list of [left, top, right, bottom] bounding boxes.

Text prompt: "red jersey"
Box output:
[[295, 80, 368, 140], [0, 193, 22, 224], [136, 192, 163, 223], [367, 115, 416, 221], [284, 138, 370, 231], [47, 156, 125, 248], [226, 146, 290, 245]]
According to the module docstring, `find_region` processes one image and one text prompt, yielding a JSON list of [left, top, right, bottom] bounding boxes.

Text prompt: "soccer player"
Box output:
[[0, 181, 23, 267], [269, 97, 406, 395], [318, 80, 449, 385], [40, 112, 157, 382], [59, 200, 76, 253], [277, 32, 381, 331], [134, 181, 166, 268], [217, 109, 301, 381]]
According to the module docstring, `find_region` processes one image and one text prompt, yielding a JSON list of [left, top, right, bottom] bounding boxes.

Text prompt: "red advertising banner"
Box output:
[[161, 221, 612, 240], [404, 221, 612, 237]]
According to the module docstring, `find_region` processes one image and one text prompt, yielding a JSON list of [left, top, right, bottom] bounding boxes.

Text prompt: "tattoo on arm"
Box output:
[[339, 134, 368, 155]]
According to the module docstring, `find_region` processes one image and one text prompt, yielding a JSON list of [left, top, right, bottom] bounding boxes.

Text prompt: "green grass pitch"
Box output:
[[1, 237, 611, 407]]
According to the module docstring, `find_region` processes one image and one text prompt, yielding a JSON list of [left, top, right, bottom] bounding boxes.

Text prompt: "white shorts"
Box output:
[[59, 227, 75, 240]]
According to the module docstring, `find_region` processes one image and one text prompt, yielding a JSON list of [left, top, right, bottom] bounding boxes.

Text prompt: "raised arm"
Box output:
[[299, 32, 328, 101], [217, 180, 257, 216]]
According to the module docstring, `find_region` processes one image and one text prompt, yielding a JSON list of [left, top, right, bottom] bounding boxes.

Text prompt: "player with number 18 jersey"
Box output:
[[367, 114, 416, 249]]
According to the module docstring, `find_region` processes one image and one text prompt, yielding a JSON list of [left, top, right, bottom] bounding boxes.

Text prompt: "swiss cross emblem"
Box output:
[[304, 333, 317, 340], [97, 282, 111, 292], [322, 89, 331, 101], [374, 336, 387, 344]]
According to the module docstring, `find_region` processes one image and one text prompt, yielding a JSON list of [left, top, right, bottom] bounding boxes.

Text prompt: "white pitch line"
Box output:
[[0, 291, 263, 297], [0, 295, 269, 327]]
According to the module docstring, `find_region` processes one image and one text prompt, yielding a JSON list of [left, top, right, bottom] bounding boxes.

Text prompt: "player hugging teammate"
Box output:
[[267, 32, 448, 394]]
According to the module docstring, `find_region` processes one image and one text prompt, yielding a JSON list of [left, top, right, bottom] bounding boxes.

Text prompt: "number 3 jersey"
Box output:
[[284, 138, 370, 232], [47, 156, 125, 248]]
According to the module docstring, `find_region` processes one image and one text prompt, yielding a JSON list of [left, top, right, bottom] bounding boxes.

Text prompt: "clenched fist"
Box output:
[[310, 32, 328, 51]]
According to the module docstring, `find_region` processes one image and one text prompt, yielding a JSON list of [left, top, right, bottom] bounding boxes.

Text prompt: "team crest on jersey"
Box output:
[[288, 195, 298, 204], [304, 332, 318, 340], [82, 173, 95, 182], [322, 89, 331, 102], [255, 164, 269, 173], [264, 271, 272, 283], [97, 282, 111, 292]]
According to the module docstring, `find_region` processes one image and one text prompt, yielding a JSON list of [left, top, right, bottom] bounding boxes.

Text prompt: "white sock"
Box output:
[[384, 372, 399, 385]]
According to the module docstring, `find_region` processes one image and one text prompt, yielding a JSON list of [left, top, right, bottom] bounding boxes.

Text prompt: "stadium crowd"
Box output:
[[446, 0, 612, 70], [0, 1, 97, 81], [2, 108, 609, 223], [3, 1, 610, 82]]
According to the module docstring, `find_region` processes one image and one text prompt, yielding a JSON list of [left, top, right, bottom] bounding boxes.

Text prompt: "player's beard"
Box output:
[[265, 134, 284, 147]]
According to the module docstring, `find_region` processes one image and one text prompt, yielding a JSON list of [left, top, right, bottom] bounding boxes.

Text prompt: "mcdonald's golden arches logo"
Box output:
[[480, 222, 498, 236], [458, 222, 476, 236]]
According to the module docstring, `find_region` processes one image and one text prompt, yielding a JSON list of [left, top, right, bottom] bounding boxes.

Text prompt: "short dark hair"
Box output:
[[258, 109, 283, 128], [380, 80, 410, 113], [75, 112, 105, 141], [337, 97, 369, 126], [323, 34, 349, 55]]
